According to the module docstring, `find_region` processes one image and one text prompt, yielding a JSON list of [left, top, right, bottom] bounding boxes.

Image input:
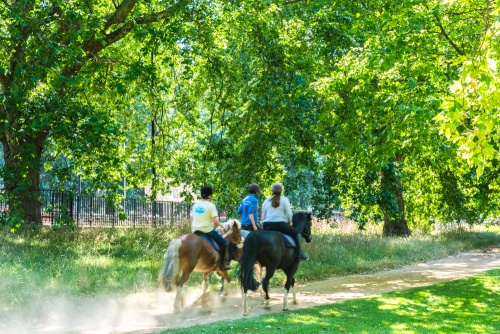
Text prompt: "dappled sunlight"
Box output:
[[413, 255, 500, 279], [75, 255, 113, 267], [377, 297, 409, 311], [2, 225, 500, 333], [470, 324, 491, 333], [288, 313, 324, 325], [390, 323, 414, 333]]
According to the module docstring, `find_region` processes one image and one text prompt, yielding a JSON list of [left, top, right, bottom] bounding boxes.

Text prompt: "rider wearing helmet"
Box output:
[[237, 183, 261, 232], [190, 186, 232, 270], [261, 183, 309, 261]]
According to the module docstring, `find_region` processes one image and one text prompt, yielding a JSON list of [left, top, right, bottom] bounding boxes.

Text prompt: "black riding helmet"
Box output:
[[248, 183, 260, 194], [201, 186, 213, 199]]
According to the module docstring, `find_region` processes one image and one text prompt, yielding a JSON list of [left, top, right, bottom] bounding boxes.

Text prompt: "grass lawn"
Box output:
[[160, 268, 500, 333], [1, 222, 499, 331]]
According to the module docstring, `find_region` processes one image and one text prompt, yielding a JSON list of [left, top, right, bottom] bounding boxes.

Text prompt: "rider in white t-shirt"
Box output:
[[190, 186, 232, 270]]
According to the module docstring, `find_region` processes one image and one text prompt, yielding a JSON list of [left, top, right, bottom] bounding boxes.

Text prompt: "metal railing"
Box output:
[[0, 190, 192, 227]]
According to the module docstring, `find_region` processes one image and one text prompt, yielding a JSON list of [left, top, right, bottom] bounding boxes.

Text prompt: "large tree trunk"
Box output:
[[2, 136, 45, 224], [380, 162, 411, 237]]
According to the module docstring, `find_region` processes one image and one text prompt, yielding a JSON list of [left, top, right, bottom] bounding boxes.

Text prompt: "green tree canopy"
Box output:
[[1, 0, 499, 236]]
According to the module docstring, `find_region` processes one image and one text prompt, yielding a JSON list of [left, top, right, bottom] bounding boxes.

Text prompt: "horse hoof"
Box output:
[[242, 312, 248, 316]]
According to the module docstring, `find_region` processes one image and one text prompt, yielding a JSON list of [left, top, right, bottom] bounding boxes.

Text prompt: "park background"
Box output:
[[1, 1, 500, 333]]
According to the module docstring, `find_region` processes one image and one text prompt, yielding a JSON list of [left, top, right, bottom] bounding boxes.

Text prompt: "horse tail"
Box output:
[[158, 238, 181, 292], [238, 233, 260, 292]]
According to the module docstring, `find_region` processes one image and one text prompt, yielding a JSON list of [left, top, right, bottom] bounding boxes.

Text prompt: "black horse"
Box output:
[[239, 211, 313, 315]]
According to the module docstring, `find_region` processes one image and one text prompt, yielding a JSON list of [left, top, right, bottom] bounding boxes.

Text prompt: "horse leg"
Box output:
[[202, 272, 209, 295], [221, 280, 230, 296], [291, 276, 297, 305], [173, 286, 183, 314], [173, 264, 196, 313], [219, 276, 225, 294], [283, 270, 297, 310], [242, 289, 249, 316], [283, 288, 289, 311], [262, 267, 276, 309], [218, 275, 227, 295], [256, 264, 266, 296], [218, 270, 231, 296], [282, 275, 294, 311], [254, 263, 260, 293]]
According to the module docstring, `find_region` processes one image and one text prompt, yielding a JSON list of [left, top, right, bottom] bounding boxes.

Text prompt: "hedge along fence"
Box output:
[[0, 190, 193, 227]]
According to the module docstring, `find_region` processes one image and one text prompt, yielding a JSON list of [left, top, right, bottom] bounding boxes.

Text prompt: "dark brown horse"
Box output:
[[158, 220, 242, 313]]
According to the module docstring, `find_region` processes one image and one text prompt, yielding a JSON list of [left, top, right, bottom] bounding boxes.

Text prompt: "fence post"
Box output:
[[69, 192, 74, 225], [152, 200, 156, 227], [89, 197, 93, 227], [76, 194, 80, 227], [133, 198, 136, 228], [50, 191, 55, 225]]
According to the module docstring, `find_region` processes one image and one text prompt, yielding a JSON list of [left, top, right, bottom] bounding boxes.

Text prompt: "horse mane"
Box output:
[[217, 219, 241, 238]]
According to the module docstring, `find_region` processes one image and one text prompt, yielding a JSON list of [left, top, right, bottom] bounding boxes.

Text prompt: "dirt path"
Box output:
[[5, 247, 500, 334]]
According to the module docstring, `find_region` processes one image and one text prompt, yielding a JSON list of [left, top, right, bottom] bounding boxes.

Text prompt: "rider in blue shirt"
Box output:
[[238, 184, 260, 232]]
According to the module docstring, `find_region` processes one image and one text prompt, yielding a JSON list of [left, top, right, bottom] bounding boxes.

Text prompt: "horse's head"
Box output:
[[223, 219, 242, 244], [292, 212, 313, 243]]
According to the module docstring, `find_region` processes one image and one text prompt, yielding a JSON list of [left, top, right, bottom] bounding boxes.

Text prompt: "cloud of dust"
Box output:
[[0, 285, 232, 334]]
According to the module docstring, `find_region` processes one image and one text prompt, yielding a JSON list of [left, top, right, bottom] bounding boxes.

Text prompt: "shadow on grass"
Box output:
[[161, 269, 500, 333]]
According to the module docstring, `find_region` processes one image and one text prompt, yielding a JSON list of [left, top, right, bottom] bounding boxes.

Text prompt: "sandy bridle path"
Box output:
[[4, 247, 500, 333], [133, 246, 500, 333]]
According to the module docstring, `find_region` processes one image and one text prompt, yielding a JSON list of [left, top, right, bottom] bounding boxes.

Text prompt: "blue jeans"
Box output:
[[205, 229, 228, 246]]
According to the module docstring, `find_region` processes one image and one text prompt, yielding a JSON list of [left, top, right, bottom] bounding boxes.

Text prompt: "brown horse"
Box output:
[[158, 220, 242, 313]]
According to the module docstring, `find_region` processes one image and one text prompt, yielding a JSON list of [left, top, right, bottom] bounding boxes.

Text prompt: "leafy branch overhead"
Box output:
[[435, 0, 500, 177], [1, 0, 499, 234]]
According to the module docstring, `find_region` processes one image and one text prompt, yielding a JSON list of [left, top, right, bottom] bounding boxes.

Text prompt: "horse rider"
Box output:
[[238, 183, 261, 232], [261, 183, 309, 261], [190, 186, 233, 270]]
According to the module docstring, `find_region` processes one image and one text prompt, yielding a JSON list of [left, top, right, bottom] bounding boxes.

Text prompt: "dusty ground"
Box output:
[[4, 246, 500, 334]]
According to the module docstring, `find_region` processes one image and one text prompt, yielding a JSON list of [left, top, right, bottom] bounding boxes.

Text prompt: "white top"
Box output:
[[261, 195, 293, 223], [190, 200, 218, 233]]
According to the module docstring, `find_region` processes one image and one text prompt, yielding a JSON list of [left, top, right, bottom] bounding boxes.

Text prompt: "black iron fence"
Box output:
[[0, 190, 192, 227]]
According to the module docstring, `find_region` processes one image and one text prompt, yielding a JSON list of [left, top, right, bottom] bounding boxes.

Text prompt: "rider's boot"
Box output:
[[219, 244, 233, 270], [295, 233, 309, 261]]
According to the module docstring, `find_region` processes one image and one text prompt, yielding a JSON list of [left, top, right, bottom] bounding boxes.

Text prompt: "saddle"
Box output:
[[271, 231, 296, 248], [193, 231, 221, 251]]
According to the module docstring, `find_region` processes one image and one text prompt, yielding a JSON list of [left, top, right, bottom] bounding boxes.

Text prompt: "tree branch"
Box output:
[[434, 14, 464, 56], [64, 5, 181, 78], [104, 0, 139, 31], [86, 8, 175, 56]]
